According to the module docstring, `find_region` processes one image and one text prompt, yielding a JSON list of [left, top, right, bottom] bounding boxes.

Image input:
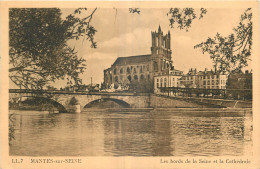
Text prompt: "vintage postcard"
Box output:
[[1, 1, 260, 169]]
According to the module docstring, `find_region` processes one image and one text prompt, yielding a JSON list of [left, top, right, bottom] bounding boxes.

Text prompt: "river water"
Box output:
[[9, 109, 252, 156]]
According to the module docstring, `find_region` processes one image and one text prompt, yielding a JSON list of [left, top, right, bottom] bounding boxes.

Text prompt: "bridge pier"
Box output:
[[9, 90, 251, 113]]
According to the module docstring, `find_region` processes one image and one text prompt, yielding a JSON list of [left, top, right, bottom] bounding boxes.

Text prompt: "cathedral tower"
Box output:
[[151, 25, 173, 74]]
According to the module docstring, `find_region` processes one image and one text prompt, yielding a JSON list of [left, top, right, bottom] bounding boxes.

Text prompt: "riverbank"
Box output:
[[82, 107, 252, 113], [156, 94, 252, 108], [10, 106, 252, 114]]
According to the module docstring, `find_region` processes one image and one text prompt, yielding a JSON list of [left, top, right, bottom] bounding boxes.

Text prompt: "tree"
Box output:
[[9, 8, 97, 89], [130, 8, 207, 32], [167, 8, 207, 31], [9, 8, 207, 90], [129, 79, 153, 93], [194, 8, 252, 74]]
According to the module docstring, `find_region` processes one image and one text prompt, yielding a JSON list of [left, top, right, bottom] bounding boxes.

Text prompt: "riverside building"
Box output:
[[178, 68, 228, 89]]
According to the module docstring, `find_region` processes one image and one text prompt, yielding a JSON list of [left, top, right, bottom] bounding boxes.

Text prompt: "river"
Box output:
[[9, 109, 252, 156]]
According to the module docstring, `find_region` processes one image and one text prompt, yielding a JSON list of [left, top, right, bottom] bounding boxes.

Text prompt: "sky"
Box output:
[[9, 7, 252, 89]]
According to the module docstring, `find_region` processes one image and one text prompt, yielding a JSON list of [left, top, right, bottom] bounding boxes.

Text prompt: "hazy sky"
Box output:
[[9, 7, 252, 89], [58, 8, 250, 87]]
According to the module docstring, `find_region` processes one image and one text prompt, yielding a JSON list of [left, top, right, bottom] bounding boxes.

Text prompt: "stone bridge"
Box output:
[[9, 89, 251, 113], [9, 90, 151, 112]]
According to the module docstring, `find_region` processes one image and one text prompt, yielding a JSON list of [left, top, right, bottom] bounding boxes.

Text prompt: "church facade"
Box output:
[[103, 26, 174, 90]]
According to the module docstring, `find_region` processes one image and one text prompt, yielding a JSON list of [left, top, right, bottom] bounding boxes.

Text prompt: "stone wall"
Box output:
[[150, 95, 207, 108]]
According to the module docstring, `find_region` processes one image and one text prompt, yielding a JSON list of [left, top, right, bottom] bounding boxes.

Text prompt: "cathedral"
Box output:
[[103, 26, 176, 90]]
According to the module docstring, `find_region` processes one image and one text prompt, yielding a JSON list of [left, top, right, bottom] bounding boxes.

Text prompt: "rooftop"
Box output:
[[112, 54, 151, 66]]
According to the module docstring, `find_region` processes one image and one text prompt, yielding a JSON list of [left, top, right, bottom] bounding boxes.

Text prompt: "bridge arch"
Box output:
[[83, 98, 131, 109], [15, 96, 67, 113]]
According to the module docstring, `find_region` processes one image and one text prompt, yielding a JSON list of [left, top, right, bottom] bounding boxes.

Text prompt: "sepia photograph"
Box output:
[[1, 1, 259, 169]]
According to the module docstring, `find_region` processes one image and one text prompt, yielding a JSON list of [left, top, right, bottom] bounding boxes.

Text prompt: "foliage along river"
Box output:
[[9, 108, 252, 156]]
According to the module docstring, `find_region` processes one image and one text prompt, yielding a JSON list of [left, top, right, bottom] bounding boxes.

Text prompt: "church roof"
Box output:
[[112, 54, 151, 66]]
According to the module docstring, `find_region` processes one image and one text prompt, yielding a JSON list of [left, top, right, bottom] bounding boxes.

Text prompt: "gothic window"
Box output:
[[160, 78, 163, 87], [153, 62, 158, 72], [114, 68, 117, 74], [110, 74, 112, 82], [140, 66, 143, 73], [134, 68, 136, 73], [120, 68, 123, 74], [115, 76, 118, 83], [164, 78, 167, 87], [140, 74, 144, 80], [167, 62, 169, 68], [147, 74, 150, 79], [127, 75, 131, 82], [134, 75, 138, 80], [127, 67, 130, 74], [147, 65, 149, 71]]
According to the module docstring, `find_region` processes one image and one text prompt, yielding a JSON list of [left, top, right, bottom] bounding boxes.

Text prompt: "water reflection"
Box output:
[[9, 109, 252, 156]]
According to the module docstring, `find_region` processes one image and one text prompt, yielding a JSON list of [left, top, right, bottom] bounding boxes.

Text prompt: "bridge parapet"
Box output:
[[9, 90, 151, 112], [10, 89, 249, 112]]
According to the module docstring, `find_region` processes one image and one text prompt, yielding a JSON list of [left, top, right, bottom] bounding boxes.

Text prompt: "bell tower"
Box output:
[[151, 25, 173, 74]]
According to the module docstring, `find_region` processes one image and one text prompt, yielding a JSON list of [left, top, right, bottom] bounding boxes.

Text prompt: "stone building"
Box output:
[[154, 69, 183, 93], [103, 26, 174, 90], [154, 68, 228, 95], [179, 68, 228, 89]]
